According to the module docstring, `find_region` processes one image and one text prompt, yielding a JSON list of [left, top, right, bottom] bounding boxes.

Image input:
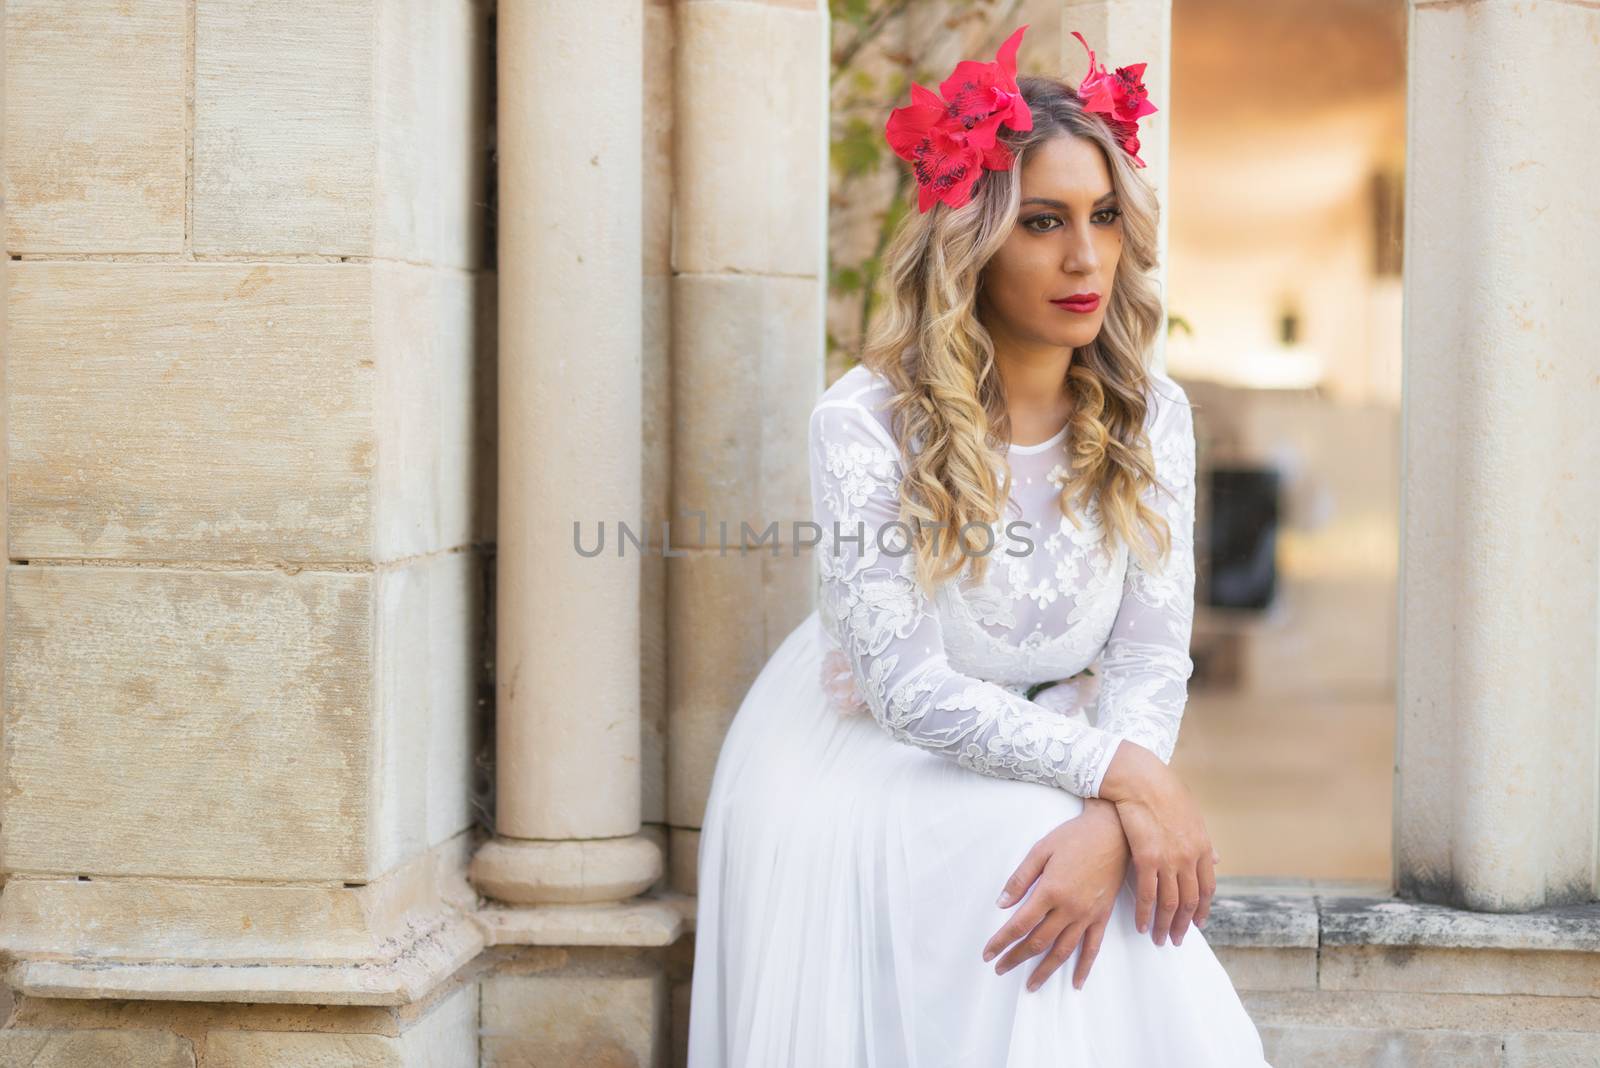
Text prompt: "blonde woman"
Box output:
[[687, 26, 1270, 1066]]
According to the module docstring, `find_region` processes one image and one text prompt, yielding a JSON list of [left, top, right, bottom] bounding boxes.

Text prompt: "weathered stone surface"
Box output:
[[1197, 891, 1321, 948], [205, 980, 477, 1065], [0, 1028, 194, 1068], [372, 264, 485, 563], [1320, 895, 1600, 952], [670, 272, 823, 550], [374, 551, 486, 871], [481, 967, 665, 1067], [673, 0, 826, 276], [374, 0, 491, 269], [0, 835, 484, 1005], [6, 263, 374, 563], [1322, 945, 1600, 999], [1258, 1024, 1501, 1067], [1211, 945, 1317, 992], [1503, 1030, 1600, 1067], [2, 565, 370, 881], [3, 0, 186, 253], [194, 0, 374, 255]]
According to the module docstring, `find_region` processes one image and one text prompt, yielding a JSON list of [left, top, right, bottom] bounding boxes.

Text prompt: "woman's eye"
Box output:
[[1024, 209, 1121, 232]]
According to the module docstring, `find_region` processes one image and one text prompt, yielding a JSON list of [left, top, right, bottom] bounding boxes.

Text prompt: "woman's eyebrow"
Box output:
[[1020, 192, 1117, 208]]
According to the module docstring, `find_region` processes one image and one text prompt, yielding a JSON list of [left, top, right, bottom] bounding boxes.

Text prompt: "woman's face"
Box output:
[[978, 133, 1124, 354]]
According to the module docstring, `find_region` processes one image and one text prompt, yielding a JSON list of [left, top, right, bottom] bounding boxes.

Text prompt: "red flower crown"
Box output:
[[883, 24, 1158, 213]]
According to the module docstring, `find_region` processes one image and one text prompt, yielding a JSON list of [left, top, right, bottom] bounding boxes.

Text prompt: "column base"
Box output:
[[470, 833, 663, 905]]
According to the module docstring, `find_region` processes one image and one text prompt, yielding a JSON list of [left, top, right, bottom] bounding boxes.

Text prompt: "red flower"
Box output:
[[884, 25, 1034, 213], [1071, 30, 1158, 167]]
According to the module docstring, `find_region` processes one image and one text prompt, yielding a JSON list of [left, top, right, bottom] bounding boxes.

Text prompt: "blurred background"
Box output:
[[827, 0, 1407, 883]]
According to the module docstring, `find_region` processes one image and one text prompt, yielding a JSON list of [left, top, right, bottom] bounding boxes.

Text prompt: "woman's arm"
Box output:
[[1090, 376, 1198, 763], [809, 398, 1127, 798]]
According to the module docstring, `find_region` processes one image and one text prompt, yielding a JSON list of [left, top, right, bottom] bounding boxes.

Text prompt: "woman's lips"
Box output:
[[1050, 293, 1100, 313]]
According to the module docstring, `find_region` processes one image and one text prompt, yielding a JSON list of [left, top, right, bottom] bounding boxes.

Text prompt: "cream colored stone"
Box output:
[[1503, 1031, 1600, 1067], [481, 968, 665, 1067], [374, 0, 490, 268], [374, 551, 485, 872], [205, 1030, 399, 1068], [493, 1, 645, 847], [1321, 945, 1600, 999], [0, 835, 483, 1005], [471, 836, 663, 906], [1397, 0, 1600, 911], [7, 262, 481, 565], [206, 982, 477, 1067], [673, 1, 826, 275], [6, 263, 374, 563], [475, 896, 687, 948], [671, 273, 823, 549], [193, 0, 374, 255], [2, 0, 185, 253], [666, 548, 773, 828], [1212, 946, 1317, 992], [1241, 988, 1600, 1034], [2, 565, 370, 881], [373, 263, 485, 562], [0, 1029, 194, 1068], [1258, 1024, 1501, 1067]]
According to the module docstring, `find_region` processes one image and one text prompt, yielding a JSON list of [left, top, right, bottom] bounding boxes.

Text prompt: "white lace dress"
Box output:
[[686, 363, 1270, 1067]]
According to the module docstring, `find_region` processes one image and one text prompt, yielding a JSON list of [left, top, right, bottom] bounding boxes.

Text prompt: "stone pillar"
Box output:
[[665, 0, 829, 892], [1060, 0, 1172, 372], [1395, 0, 1600, 912], [470, 0, 663, 906]]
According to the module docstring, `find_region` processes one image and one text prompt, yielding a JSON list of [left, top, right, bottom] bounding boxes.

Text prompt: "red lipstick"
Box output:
[[1050, 292, 1100, 313]]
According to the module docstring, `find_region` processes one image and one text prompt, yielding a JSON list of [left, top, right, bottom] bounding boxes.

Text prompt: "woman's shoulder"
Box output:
[[810, 363, 901, 452], [1141, 368, 1192, 435]]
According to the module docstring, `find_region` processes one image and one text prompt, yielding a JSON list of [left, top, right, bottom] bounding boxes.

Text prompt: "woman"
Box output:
[[686, 25, 1270, 1066]]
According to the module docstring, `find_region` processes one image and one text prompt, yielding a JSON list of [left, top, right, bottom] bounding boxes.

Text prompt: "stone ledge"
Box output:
[[1198, 876, 1600, 954], [0, 834, 484, 1005], [474, 891, 693, 947]]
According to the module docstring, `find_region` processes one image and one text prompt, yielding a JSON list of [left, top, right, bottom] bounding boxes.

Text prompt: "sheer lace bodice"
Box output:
[[808, 362, 1197, 798]]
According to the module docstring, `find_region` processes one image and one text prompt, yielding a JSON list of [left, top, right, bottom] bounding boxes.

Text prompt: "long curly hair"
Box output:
[[861, 74, 1173, 597]]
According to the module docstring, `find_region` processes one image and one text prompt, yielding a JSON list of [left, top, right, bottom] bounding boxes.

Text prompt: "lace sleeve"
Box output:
[[1090, 379, 1198, 763], [809, 397, 1125, 798]]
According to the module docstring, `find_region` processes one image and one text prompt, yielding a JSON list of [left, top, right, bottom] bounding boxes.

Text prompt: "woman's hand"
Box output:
[[1097, 739, 1217, 947], [981, 798, 1129, 992]]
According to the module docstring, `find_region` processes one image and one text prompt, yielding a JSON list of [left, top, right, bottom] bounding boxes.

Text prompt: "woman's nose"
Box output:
[[1060, 226, 1099, 274]]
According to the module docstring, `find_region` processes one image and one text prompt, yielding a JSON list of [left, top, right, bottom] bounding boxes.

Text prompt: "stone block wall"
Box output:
[[1, 0, 495, 1060]]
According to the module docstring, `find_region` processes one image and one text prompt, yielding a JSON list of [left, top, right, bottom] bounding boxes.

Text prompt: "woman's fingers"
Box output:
[[1170, 865, 1200, 944], [1072, 920, 1108, 990], [1133, 852, 1159, 934], [1194, 849, 1218, 929], [1026, 920, 1085, 992], [994, 840, 1049, 910], [992, 907, 1065, 976], [1151, 866, 1179, 946]]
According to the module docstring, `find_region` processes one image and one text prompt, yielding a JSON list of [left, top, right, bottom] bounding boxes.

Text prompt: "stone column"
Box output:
[[1060, 0, 1172, 372], [470, 0, 663, 905], [1395, 0, 1600, 912], [665, 0, 829, 892]]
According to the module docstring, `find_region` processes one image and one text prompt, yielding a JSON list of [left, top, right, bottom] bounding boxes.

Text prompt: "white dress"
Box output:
[[686, 363, 1270, 1067]]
